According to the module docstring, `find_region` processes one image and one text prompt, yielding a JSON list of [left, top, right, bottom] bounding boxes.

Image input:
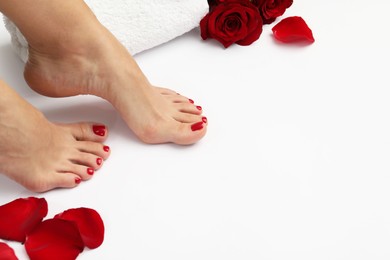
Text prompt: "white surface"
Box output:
[[1, 0, 390, 259]]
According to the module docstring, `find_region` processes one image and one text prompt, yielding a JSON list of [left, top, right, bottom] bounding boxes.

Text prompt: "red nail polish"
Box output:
[[202, 117, 208, 123], [196, 106, 202, 111], [191, 122, 204, 131], [96, 158, 103, 166], [93, 125, 106, 137], [75, 178, 81, 184], [189, 99, 194, 104], [103, 145, 110, 152], [87, 168, 94, 175]]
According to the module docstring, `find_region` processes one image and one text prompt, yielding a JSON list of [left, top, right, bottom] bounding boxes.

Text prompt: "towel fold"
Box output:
[[3, 0, 208, 63]]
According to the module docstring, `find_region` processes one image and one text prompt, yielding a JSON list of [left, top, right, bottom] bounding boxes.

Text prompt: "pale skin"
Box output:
[[0, 0, 207, 192]]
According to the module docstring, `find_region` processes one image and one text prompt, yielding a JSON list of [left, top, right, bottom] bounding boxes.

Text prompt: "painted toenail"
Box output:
[[75, 178, 81, 184], [96, 158, 103, 166], [189, 99, 194, 104], [93, 125, 106, 136], [202, 117, 208, 123], [196, 106, 202, 111], [103, 146, 110, 152], [191, 122, 204, 131], [87, 168, 94, 175]]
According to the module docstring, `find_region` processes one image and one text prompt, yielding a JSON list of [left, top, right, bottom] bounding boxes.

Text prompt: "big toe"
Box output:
[[61, 122, 109, 142], [172, 121, 208, 145]]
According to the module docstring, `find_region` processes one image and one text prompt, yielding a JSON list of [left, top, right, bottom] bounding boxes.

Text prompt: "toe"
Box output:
[[70, 151, 104, 170], [51, 173, 83, 190], [157, 87, 178, 95], [63, 122, 109, 142], [31, 172, 81, 193], [76, 141, 111, 160], [173, 113, 207, 124], [166, 95, 194, 104], [175, 103, 203, 115], [171, 121, 208, 145], [60, 162, 96, 181]]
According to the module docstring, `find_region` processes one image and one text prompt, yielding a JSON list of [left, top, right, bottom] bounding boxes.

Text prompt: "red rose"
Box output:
[[252, 0, 293, 24], [207, 0, 220, 9], [201, 0, 263, 48], [207, 0, 230, 9]]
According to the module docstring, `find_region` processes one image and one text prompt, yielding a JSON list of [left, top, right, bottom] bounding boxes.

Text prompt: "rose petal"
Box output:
[[54, 207, 105, 249], [272, 16, 315, 43], [25, 219, 84, 260], [0, 242, 18, 260], [0, 197, 48, 243]]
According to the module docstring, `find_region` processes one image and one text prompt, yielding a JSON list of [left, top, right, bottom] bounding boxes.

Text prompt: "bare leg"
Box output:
[[0, 79, 110, 192], [0, 0, 208, 145]]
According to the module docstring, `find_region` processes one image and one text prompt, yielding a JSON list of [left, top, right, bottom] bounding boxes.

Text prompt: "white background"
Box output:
[[1, 0, 390, 259]]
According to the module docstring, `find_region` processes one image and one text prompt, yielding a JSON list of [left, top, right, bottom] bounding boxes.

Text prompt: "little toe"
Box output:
[[31, 172, 81, 193], [52, 173, 83, 190]]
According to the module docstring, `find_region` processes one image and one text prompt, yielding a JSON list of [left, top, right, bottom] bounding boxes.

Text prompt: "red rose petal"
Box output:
[[25, 219, 84, 260], [0, 197, 48, 243], [54, 207, 105, 249], [0, 242, 18, 260], [272, 16, 315, 43]]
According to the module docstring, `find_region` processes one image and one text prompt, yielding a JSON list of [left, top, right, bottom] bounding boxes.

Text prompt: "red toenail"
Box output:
[[202, 117, 208, 123], [196, 106, 202, 111], [87, 168, 94, 175], [93, 125, 106, 136], [96, 158, 103, 166], [103, 146, 110, 152], [189, 99, 194, 104], [191, 122, 204, 131], [75, 178, 81, 184]]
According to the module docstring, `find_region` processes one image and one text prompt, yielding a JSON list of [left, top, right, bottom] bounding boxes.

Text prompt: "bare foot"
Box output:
[[0, 80, 110, 192], [21, 12, 207, 145]]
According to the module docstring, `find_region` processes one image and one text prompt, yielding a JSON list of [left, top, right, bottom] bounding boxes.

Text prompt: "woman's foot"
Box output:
[[0, 80, 110, 193], [18, 5, 207, 145]]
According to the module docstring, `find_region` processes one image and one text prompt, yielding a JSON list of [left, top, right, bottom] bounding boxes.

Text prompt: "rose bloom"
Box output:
[[207, 0, 227, 9], [252, 0, 293, 24], [201, 0, 263, 48]]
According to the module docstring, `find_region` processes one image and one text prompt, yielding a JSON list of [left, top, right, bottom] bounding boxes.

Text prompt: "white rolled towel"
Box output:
[[3, 0, 208, 63]]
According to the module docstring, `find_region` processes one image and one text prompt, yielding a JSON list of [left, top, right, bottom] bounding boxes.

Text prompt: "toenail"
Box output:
[[93, 125, 106, 136], [191, 122, 204, 131], [96, 158, 103, 166], [189, 99, 194, 104], [75, 178, 81, 184], [87, 168, 94, 175], [103, 145, 110, 152], [202, 117, 208, 123], [196, 106, 202, 111]]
